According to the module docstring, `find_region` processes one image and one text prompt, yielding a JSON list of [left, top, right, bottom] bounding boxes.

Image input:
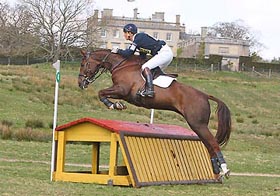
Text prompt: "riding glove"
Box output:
[[111, 48, 119, 53]]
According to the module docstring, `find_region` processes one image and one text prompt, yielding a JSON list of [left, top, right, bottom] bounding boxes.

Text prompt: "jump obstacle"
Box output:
[[52, 117, 221, 187]]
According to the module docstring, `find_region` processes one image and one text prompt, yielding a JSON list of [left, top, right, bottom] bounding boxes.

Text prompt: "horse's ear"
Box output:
[[80, 50, 86, 57]]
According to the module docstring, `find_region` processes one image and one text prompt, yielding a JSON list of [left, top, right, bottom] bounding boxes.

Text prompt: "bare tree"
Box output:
[[0, 2, 37, 64], [0, 2, 12, 58], [22, 0, 94, 62], [208, 20, 264, 55]]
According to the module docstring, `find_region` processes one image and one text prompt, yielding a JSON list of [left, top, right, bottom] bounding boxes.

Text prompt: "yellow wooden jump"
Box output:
[[52, 117, 221, 187]]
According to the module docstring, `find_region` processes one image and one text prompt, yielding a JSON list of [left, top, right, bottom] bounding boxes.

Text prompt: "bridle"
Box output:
[[78, 51, 126, 88], [79, 52, 110, 84]]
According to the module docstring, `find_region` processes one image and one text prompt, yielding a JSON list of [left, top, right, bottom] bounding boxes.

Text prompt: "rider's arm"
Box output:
[[117, 43, 137, 58]]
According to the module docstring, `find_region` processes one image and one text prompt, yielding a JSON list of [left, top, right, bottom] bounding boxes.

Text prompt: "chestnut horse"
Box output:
[[78, 49, 231, 178]]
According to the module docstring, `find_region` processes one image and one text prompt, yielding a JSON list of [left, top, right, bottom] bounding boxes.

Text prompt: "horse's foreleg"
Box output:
[[98, 86, 127, 110], [101, 97, 127, 110], [100, 97, 115, 109]]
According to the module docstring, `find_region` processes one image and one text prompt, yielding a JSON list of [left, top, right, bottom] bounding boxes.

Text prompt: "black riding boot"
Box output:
[[141, 67, 155, 97]]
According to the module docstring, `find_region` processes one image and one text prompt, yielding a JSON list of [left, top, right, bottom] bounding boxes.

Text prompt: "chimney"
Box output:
[[176, 15, 180, 26], [201, 27, 208, 38], [102, 8, 113, 18], [133, 8, 138, 19], [152, 12, 165, 21], [93, 10, 99, 18]]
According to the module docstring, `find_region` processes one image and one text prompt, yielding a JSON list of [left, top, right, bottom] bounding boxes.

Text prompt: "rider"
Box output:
[[111, 23, 173, 97]]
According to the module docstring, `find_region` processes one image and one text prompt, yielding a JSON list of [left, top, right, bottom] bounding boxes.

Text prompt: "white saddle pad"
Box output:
[[153, 75, 176, 88]]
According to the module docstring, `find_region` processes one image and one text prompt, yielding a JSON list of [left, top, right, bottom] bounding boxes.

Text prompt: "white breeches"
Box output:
[[141, 45, 173, 70]]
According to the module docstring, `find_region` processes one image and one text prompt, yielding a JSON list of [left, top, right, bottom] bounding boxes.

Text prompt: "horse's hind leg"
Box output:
[[189, 124, 221, 173], [192, 125, 230, 178], [182, 105, 230, 177], [190, 124, 230, 177], [216, 151, 230, 177]]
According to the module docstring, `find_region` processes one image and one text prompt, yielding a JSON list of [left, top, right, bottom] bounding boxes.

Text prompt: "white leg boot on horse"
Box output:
[[216, 151, 230, 178]]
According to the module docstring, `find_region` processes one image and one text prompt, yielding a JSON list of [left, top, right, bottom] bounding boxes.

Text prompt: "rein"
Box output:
[[79, 51, 127, 85]]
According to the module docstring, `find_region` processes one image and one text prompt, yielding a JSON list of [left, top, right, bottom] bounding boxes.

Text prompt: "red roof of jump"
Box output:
[[55, 117, 197, 137]]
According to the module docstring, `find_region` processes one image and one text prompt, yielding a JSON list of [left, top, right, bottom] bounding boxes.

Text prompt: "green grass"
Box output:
[[0, 63, 280, 195], [1, 63, 280, 136], [1, 140, 279, 196]]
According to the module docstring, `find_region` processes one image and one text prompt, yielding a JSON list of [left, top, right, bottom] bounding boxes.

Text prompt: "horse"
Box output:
[[78, 49, 231, 178]]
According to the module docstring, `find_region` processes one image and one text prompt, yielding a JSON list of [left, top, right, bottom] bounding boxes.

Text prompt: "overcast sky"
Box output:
[[94, 0, 279, 60]]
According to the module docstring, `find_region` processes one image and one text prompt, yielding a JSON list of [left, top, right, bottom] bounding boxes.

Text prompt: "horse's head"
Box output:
[[78, 50, 111, 89]]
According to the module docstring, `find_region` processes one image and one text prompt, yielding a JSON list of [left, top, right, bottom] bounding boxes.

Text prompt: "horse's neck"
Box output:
[[110, 55, 142, 73]]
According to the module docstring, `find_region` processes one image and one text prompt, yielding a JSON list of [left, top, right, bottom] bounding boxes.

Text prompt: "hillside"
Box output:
[[1, 63, 279, 136], [1, 63, 279, 195]]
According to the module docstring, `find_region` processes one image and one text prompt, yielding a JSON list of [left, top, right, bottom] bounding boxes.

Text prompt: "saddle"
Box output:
[[137, 66, 177, 97], [151, 67, 178, 80]]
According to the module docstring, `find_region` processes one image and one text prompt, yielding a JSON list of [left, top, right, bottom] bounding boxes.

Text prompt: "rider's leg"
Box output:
[[140, 45, 173, 97], [141, 67, 155, 97]]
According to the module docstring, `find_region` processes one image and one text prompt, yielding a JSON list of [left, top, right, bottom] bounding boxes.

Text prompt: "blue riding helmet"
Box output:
[[123, 23, 138, 34]]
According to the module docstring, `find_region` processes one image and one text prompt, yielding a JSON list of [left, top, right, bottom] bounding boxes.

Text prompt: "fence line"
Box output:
[[1, 57, 279, 79], [248, 66, 279, 79]]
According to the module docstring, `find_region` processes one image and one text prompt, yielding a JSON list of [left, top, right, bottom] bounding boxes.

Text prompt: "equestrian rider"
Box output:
[[111, 23, 173, 97]]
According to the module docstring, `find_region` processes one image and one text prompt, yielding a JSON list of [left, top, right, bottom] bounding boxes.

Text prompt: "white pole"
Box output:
[[51, 60, 60, 181], [150, 109, 154, 124]]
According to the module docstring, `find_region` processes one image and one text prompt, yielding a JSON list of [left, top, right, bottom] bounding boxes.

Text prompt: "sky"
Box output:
[[93, 0, 280, 60]]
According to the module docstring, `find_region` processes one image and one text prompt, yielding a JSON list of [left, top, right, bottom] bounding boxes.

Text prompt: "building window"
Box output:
[[113, 30, 119, 38], [166, 33, 172, 41], [101, 29, 107, 37], [153, 32, 159, 39], [219, 47, 229, 54]]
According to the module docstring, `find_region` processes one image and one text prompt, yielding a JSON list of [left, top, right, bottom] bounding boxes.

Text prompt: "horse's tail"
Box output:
[[208, 95, 232, 147]]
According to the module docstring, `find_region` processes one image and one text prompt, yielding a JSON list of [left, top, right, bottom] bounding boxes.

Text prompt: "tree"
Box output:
[[271, 57, 280, 64], [0, 2, 37, 63], [0, 2, 12, 58], [250, 51, 263, 62], [208, 20, 264, 56], [22, 0, 94, 62]]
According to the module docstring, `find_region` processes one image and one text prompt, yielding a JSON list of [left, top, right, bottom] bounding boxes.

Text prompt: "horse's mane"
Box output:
[[93, 48, 111, 53], [93, 48, 144, 58], [91, 48, 147, 66]]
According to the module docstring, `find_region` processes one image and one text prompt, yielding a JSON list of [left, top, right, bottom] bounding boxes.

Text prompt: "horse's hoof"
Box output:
[[220, 163, 230, 179], [220, 169, 230, 179], [218, 174, 225, 183], [224, 169, 230, 179], [114, 102, 127, 110]]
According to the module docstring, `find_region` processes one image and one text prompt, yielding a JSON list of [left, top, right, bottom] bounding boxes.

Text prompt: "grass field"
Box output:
[[0, 63, 280, 195]]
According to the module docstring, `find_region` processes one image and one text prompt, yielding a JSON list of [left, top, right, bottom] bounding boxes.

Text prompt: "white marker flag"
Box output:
[[50, 60, 60, 181]]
